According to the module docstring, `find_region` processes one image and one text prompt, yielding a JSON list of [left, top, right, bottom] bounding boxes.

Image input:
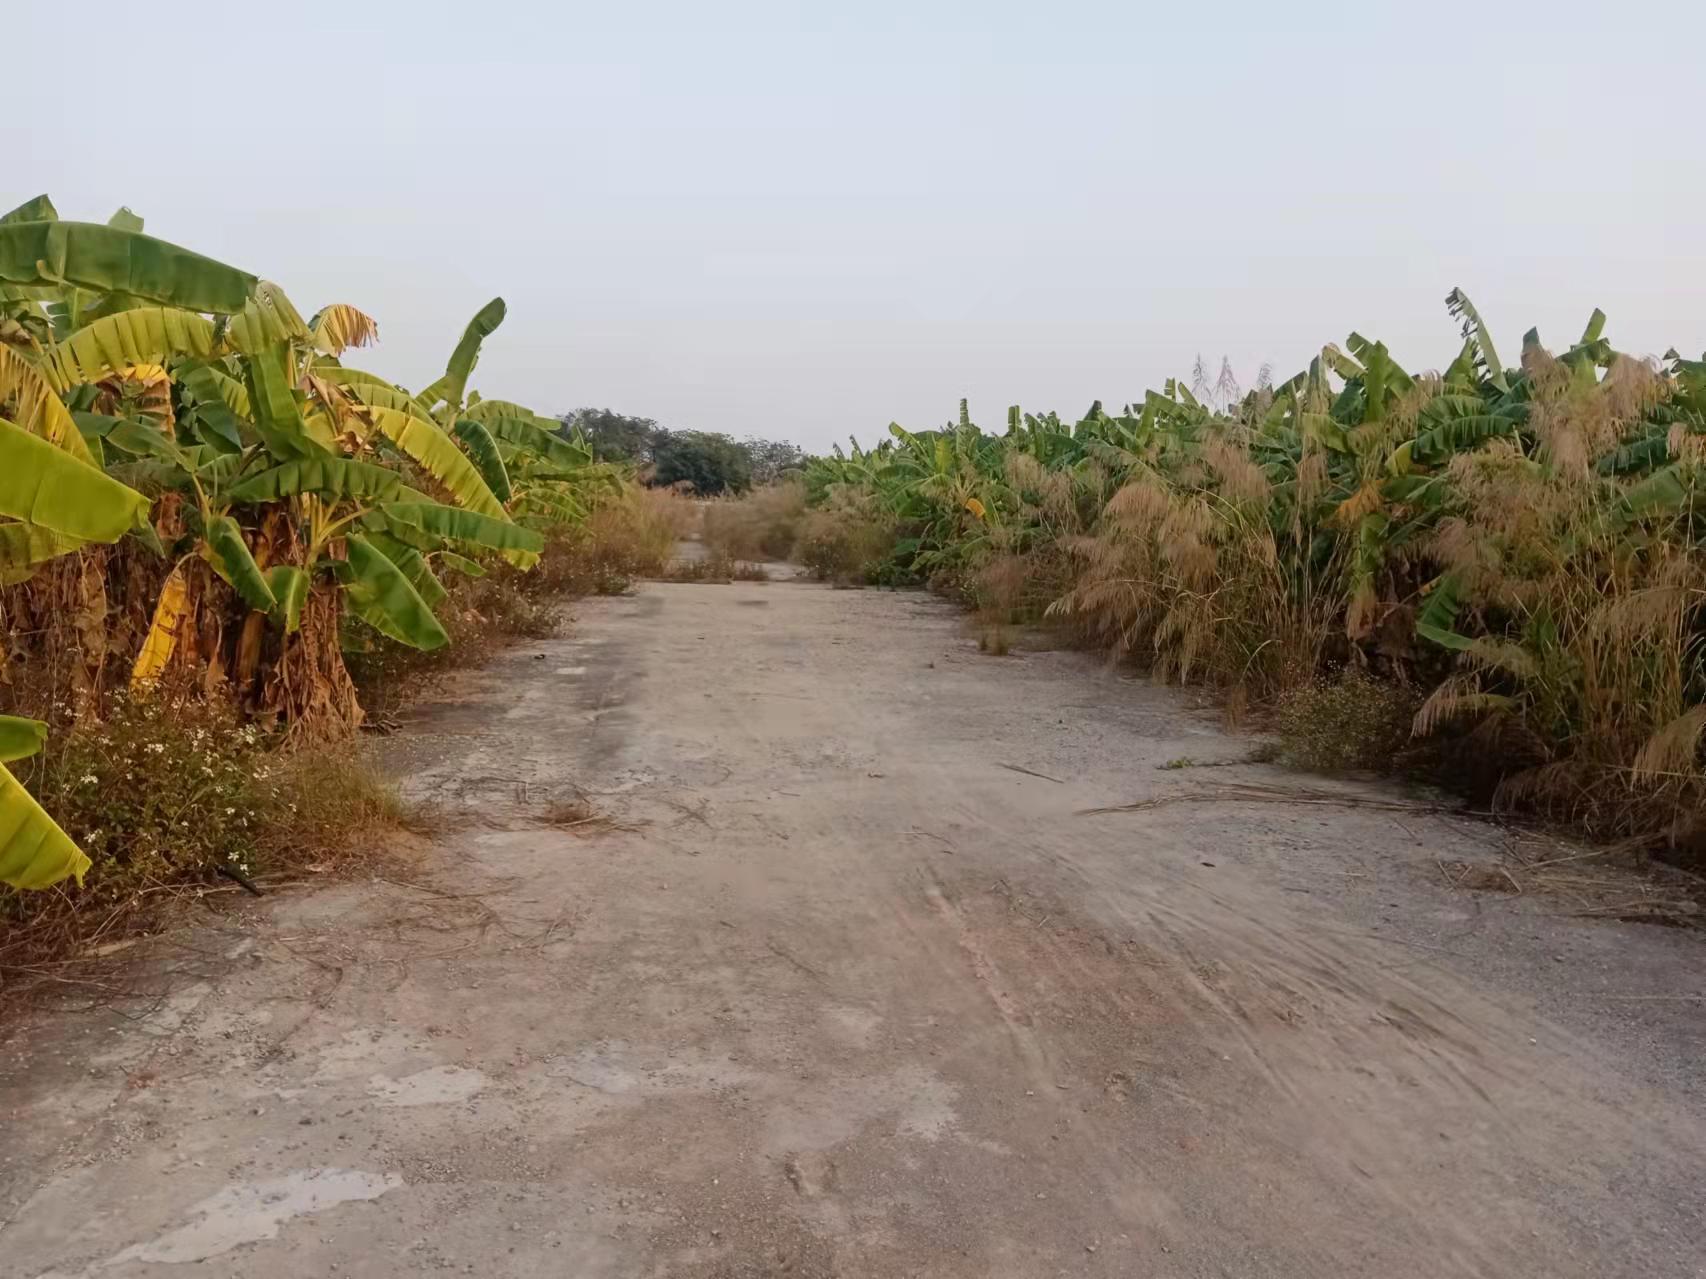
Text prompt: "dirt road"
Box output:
[[5, 577, 1705, 1277]]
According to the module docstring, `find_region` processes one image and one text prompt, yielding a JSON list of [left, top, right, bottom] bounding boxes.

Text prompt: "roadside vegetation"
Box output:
[[723, 295, 1706, 856], [0, 196, 657, 992]]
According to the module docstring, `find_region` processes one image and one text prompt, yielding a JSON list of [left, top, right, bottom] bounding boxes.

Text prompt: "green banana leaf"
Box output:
[[1445, 289, 1508, 392], [243, 343, 327, 459], [0, 220, 255, 315], [1, 196, 57, 225], [266, 565, 309, 633], [227, 457, 410, 504], [0, 715, 49, 762], [485, 416, 591, 470], [367, 533, 449, 606], [205, 515, 276, 611], [0, 522, 86, 570], [0, 416, 150, 543], [378, 502, 544, 554], [1416, 573, 1474, 651], [178, 364, 251, 453], [417, 297, 505, 416], [338, 535, 448, 651], [1619, 465, 1690, 519], [435, 551, 486, 578], [452, 419, 512, 503]]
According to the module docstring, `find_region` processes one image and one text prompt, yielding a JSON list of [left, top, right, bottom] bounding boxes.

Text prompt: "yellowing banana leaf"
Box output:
[[335, 377, 432, 423], [338, 535, 448, 651], [366, 406, 506, 518], [50, 307, 217, 388], [132, 565, 190, 685], [461, 398, 558, 429], [224, 282, 309, 352], [205, 516, 276, 612], [0, 762, 90, 890], [0, 220, 255, 314], [0, 416, 149, 543], [309, 304, 380, 356], [0, 346, 98, 466], [451, 419, 512, 503]]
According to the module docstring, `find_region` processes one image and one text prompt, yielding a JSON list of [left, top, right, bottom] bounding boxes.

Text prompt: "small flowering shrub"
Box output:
[[12, 692, 393, 908], [16, 693, 271, 904]]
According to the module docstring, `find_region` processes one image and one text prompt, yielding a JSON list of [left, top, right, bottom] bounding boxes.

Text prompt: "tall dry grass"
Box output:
[[703, 480, 808, 561]]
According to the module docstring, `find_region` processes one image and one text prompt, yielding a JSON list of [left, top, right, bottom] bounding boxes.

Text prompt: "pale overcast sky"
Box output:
[[10, 1, 1703, 451]]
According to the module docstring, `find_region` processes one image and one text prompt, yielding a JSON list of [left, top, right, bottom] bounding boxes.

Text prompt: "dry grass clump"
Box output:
[[658, 553, 770, 584], [1048, 435, 1340, 708], [796, 489, 900, 585], [703, 480, 808, 561], [1274, 669, 1421, 774]]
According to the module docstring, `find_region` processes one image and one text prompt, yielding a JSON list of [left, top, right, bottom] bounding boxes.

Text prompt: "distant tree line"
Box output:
[[560, 409, 805, 496]]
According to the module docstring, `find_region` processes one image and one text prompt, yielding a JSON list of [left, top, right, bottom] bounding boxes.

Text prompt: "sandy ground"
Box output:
[[3, 576, 1705, 1278]]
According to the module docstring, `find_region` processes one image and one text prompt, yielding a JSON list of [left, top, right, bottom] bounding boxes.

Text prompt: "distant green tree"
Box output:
[[651, 431, 753, 495], [565, 408, 661, 463], [744, 437, 806, 485], [561, 408, 802, 495]]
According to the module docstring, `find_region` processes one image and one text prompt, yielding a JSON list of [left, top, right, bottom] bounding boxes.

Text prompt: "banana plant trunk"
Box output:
[[260, 583, 363, 739]]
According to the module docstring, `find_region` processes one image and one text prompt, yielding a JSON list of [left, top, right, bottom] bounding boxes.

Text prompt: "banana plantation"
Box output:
[[806, 293, 1706, 845], [0, 197, 619, 892]]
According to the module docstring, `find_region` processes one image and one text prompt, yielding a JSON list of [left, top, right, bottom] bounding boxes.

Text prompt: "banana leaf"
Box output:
[[0, 346, 99, 466], [205, 515, 276, 611], [452, 419, 512, 503], [0, 762, 90, 890], [227, 456, 409, 505], [366, 406, 507, 518], [0, 715, 48, 762], [366, 533, 449, 607], [338, 535, 448, 651], [417, 297, 504, 416], [0, 219, 255, 315], [0, 416, 149, 543], [266, 565, 309, 633], [244, 343, 327, 459], [485, 416, 591, 470], [378, 501, 543, 554]]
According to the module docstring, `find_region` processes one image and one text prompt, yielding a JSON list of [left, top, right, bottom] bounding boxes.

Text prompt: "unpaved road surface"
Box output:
[[5, 578, 1706, 1278]]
